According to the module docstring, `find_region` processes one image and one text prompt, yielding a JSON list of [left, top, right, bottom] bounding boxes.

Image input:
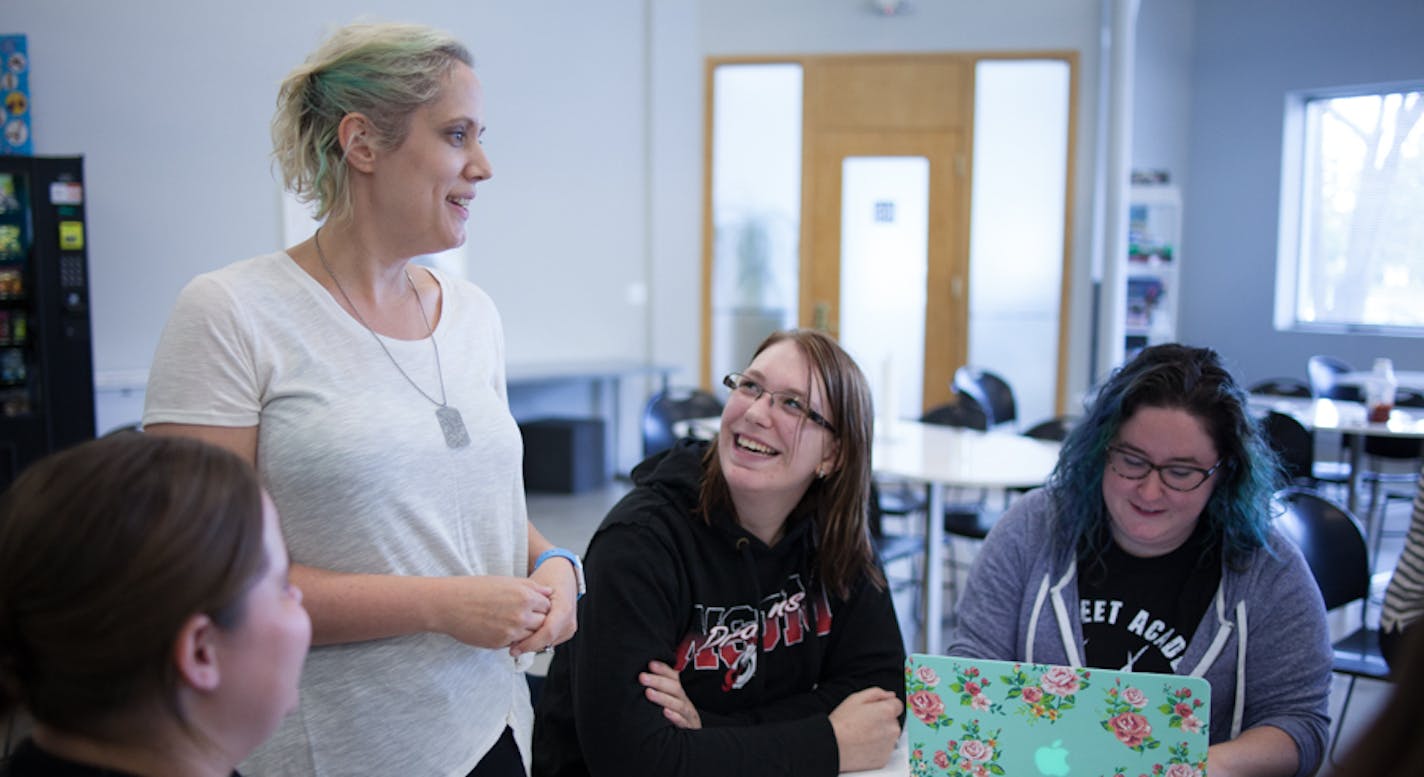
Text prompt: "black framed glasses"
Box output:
[[1106, 446, 1221, 492], [723, 373, 836, 434]]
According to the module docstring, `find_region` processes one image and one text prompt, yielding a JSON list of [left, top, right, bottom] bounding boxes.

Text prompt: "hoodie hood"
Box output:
[[627, 439, 819, 561]]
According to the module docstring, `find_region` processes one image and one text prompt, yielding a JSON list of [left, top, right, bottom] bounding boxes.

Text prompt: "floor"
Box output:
[[527, 475, 1408, 775]]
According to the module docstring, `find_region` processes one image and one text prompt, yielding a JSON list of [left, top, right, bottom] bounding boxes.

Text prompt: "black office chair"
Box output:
[[1361, 387, 1424, 563], [641, 387, 724, 459], [1273, 487, 1391, 766], [922, 398, 989, 431], [1248, 377, 1312, 398], [873, 398, 984, 526], [1260, 411, 1351, 497], [868, 481, 924, 607], [953, 366, 1016, 428], [1021, 415, 1079, 443], [1307, 355, 1361, 402]]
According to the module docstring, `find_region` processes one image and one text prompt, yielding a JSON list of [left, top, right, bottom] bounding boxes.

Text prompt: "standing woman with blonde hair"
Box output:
[[142, 21, 580, 776]]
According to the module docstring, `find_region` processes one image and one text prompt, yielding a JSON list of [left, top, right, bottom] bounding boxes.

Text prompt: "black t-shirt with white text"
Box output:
[[1077, 518, 1222, 673]]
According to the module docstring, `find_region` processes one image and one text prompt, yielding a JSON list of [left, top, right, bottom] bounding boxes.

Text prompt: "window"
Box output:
[[1277, 86, 1424, 333]]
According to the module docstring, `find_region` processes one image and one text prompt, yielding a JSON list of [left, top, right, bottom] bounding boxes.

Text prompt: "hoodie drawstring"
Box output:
[[734, 537, 768, 703]]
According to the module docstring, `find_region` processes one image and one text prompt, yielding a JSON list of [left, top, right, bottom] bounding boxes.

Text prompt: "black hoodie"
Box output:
[[532, 440, 905, 777]]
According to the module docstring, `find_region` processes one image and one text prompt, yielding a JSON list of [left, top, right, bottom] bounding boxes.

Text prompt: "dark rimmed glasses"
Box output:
[[1106, 446, 1221, 492], [723, 373, 836, 434]]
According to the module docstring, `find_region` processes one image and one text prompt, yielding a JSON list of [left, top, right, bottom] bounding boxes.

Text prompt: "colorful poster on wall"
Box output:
[[1, 35, 31, 156]]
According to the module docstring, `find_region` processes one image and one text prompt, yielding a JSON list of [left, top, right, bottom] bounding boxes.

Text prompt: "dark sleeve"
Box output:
[[700, 569, 907, 728], [569, 520, 842, 777]]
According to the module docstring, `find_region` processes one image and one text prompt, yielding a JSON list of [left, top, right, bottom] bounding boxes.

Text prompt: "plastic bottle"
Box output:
[[1367, 357, 1397, 423]]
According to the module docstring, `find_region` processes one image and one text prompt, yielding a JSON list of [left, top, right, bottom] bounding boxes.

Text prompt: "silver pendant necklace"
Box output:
[[314, 229, 470, 449]]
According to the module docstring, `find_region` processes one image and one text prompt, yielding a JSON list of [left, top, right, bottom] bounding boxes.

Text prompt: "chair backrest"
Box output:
[[1261, 411, 1316, 483], [1248, 377, 1312, 398], [641, 387, 724, 458], [1273, 487, 1371, 612], [922, 398, 989, 431], [1396, 387, 1424, 408], [1307, 355, 1361, 402], [1360, 387, 1424, 460], [953, 366, 1016, 427], [1021, 415, 1079, 442]]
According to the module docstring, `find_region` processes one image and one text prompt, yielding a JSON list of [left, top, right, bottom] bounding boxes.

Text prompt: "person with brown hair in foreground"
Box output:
[[0, 433, 311, 777]]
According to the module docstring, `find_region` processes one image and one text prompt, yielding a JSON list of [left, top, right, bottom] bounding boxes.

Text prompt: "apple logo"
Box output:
[[1034, 739, 1071, 776]]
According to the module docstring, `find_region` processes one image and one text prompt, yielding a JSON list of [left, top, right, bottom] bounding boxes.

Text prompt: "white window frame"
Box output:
[[1275, 80, 1424, 336]]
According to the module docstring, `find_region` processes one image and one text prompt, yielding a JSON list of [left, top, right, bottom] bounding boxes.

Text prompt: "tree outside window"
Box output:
[[1285, 87, 1423, 331]]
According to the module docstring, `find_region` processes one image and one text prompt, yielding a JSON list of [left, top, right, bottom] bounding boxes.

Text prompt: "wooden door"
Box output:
[[800, 56, 972, 411]]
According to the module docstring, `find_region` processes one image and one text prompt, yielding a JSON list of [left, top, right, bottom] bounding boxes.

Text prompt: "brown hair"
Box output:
[[699, 329, 883, 599], [0, 433, 267, 735]]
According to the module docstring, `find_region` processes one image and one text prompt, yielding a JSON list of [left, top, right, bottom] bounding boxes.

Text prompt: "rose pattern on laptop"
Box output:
[[909, 718, 1006, 777], [1096, 681, 1209, 777], [906, 657, 1208, 777], [1101, 741, 1207, 777], [1158, 685, 1206, 736], [906, 662, 955, 729], [1000, 663, 1091, 724]]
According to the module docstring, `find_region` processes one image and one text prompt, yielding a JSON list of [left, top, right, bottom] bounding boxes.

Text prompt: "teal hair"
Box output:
[[271, 22, 473, 223], [1049, 344, 1283, 567]]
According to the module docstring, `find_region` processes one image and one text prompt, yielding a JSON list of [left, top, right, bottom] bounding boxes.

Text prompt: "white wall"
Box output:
[[9, 0, 1110, 438], [7, 0, 660, 375]]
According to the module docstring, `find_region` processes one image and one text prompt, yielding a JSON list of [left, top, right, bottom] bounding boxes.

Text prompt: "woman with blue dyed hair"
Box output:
[[947, 344, 1332, 777], [143, 21, 579, 777]]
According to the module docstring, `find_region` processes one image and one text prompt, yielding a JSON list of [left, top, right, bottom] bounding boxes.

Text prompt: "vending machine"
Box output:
[[0, 155, 95, 489]]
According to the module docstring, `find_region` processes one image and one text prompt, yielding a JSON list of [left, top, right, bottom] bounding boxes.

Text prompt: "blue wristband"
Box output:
[[535, 547, 586, 598]]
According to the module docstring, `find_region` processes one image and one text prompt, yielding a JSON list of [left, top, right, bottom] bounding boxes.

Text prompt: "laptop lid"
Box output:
[[905, 654, 1210, 777]]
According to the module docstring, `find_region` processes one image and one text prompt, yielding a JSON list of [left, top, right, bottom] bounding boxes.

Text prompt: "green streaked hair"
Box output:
[[271, 21, 473, 224]]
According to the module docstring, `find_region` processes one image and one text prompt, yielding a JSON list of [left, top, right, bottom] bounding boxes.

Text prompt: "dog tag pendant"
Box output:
[[436, 405, 471, 449]]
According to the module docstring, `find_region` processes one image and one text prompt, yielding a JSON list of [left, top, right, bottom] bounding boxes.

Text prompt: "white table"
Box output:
[[873, 420, 1062, 654], [1338, 369, 1424, 393], [1250, 396, 1424, 515]]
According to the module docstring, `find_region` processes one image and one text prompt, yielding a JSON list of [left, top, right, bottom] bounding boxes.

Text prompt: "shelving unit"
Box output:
[[1124, 184, 1181, 360]]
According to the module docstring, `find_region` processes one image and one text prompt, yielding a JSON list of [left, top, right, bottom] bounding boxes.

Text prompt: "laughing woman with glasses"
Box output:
[[947, 344, 1332, 777], [532, 329, 905, 777]]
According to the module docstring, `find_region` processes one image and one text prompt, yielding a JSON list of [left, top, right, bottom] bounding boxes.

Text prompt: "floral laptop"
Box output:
[[904, 654, 1210, 777]]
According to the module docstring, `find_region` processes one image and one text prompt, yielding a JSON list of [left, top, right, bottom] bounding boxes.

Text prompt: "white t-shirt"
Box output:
[[144, 252, 532, 776]]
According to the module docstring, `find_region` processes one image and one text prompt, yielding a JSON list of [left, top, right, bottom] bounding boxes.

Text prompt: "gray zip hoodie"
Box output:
[[946, 488, 1332, 777]]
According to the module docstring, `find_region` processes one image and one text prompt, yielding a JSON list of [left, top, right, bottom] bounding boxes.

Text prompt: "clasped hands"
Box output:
[[430, 560, 579, 656]]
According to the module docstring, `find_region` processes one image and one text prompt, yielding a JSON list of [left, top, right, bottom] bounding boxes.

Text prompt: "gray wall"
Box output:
[[1177, 0, 1424, 384], [1133, 0, 1194, 188]]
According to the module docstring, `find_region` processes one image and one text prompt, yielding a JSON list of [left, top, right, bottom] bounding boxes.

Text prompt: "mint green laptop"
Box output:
[[905, 655, 1210, 777]]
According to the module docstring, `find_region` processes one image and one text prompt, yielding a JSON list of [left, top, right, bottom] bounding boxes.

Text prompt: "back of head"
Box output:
[[0, 433, 266, 736], [1052, 344, 1279, 563], [271, 21, 474, 224]]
